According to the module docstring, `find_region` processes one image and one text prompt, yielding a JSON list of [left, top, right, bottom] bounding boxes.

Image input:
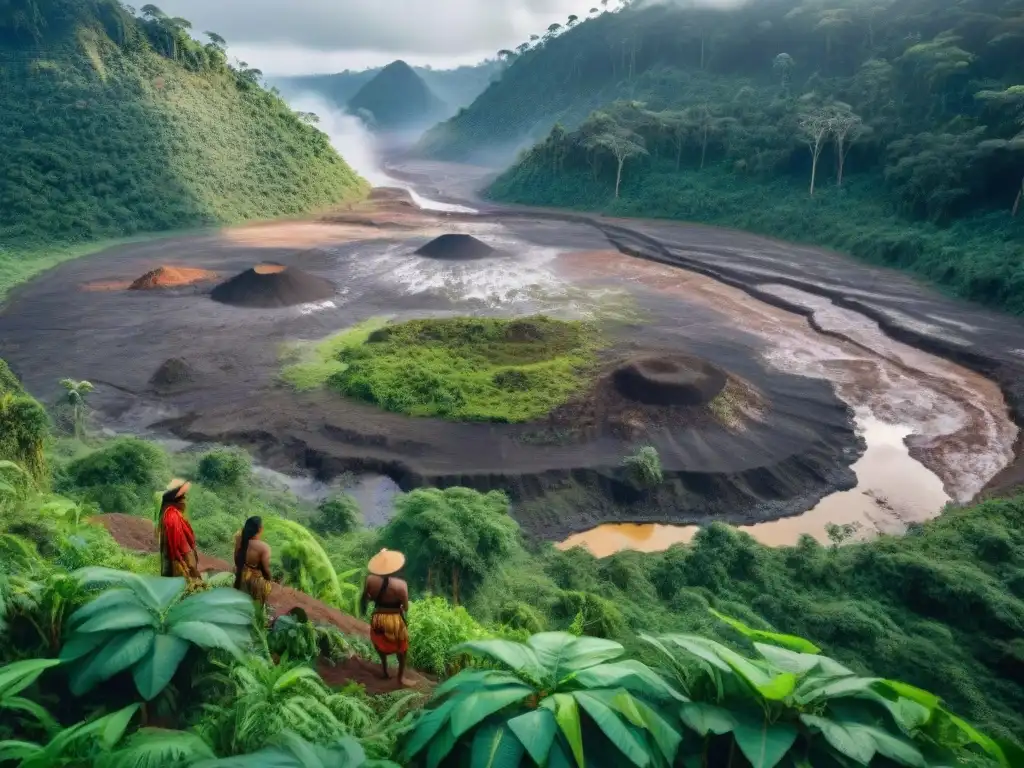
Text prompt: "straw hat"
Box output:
[[367, 548, 405, 576], [165, 478, 191, 498]]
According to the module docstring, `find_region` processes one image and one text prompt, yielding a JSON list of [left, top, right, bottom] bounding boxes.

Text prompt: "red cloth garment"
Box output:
[[161, 504, 196, 562]]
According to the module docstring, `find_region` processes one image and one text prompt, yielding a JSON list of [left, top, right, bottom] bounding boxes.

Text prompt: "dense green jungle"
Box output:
[[0, 0, 367, 298], [419, 0, 1024, 312], [3, 0, 1024, 766]]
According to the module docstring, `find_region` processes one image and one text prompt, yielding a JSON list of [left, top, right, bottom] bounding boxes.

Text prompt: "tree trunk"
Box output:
[[810, 147, 820, 196], [615, 156, 624, 198], [451, 566, 460, 605], [1014, 178, 1022, 217], [836, 137, 845, 186], [700, 126, 708, 170], [700, 35, 705, 70], [675, 138, 682, 172]]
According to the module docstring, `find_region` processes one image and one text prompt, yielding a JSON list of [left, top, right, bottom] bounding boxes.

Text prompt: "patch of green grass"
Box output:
[[328, 315, 602, 422], [280, 317, 391, 390]]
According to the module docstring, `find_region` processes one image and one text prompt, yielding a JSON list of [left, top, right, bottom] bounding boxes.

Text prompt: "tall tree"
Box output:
[[828, 104, 868, 186], [799, 107, 832, 196], [59, 379, 93, 440], [586, 130, 648, 198]]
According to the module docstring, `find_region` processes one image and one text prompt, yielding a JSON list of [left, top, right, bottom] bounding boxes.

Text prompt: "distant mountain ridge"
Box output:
[[345, 60, 446, 130], [271, 59, 501, 123]]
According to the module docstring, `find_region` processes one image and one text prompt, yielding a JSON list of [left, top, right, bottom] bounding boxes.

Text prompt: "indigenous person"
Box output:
[[360, 548, 410, 686], [157, 479, 200, 580], [233, 515, 273, 606]]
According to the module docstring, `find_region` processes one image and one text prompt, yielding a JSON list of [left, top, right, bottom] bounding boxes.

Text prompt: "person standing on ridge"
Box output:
[[360, 548, 410, 687], [234, 515, 273, 607], [158, 479, 200, 581]]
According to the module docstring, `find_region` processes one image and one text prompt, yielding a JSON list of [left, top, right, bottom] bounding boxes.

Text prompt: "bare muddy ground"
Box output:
[[2, 172, 1022, 543]]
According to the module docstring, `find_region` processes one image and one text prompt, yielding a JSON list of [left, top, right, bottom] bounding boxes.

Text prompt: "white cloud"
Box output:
[[156, 0, 597, 72]]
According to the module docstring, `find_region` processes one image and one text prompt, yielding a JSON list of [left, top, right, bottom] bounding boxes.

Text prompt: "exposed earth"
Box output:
[[2, 168, 1022, 546]]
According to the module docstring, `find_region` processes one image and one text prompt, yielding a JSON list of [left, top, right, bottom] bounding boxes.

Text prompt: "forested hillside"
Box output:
[[346, 60, 446, 130], [0, 0, 367, 293]]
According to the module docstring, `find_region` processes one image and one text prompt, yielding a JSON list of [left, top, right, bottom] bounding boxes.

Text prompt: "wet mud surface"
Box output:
[[4, 169, 1023, 544]]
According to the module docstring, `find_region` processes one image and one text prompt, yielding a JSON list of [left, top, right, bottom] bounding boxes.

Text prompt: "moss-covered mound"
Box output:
[[327, 316, 601, 421]]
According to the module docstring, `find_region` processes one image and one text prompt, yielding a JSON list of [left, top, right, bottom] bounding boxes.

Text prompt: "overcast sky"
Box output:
[[156, 0, 598, 74]]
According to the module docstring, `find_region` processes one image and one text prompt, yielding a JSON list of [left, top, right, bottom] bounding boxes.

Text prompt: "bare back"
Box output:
[[364, 574, 409, 611], [234, 533, 272, 578]]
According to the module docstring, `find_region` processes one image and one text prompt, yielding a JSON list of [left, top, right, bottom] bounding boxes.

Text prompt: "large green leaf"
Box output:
[[74, 605, 158, 634], [571, 660, 687, 701], [710, 610, 821, 653], [874, 680, 940, 712], [753, 644, 824, 675], [652, 634, 731, 673], [757, 672, 797, 701], [99, 728, 217, 768], [733, 713, 798, 768], [528, 633, 623, 682], [471, 723, 526, 768], [454, 639, 545, 683], [800, 714, 876, 765], [132, 634, 190, 701], [586, 690, 682, 765], [0, 658, 60, 698], [169, 621, 246, 657], [679, 702, 737, 736], [60, 629, 118, 663], [574, 690, 650, 767], [938, 710, 1008, 767], [68, 629, 156, 696], [402, 698, 458, 760], [449, 684, 533, 738], [433, 670, 525, 700], [166, 589, 254, 626], [796, 676, 880, 705], [0, 741, 41, 763], [67, 590, 140, 631], [544, 693, 584, 768], [97, 704, 141, 750], [73, 569, 183, 612], [426, 721, 457, 768], [508, 708, 558, 765], [853, 723, 927, 767], [1, 696, 58, 733]]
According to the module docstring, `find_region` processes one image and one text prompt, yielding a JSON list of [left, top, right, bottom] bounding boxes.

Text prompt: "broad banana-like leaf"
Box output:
[[733, 712, 798, 768], [75, 605, 158, 634], [529, 633, 624, 681], [584, 689, 682, 765], [132, 634, 189, 701], [0, 658, 60, 698], [573, 690, 650, 767], [800, 714, 876, 765], [710, 610, 821, 653], [572, 659, 688, 701], [753, 643, 824, 675], [169, 621, 245, 658], [66, 589, 139, 630], [449, 684, 532, 738], [543, 692, 584, 768], [401, 698, 459, 761], [433, 669, 524, 699], [507, 707, 558, 765], [425, 720, 458, 768], [679, 701, 737, 736], [453, 638, 545, 683], [470, 722, 525, 768], [69, 629, 156, 696]]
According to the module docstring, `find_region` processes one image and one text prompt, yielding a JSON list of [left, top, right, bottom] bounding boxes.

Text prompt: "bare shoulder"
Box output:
[[253, 539, 271, 553], [393, 577, 409, 593]]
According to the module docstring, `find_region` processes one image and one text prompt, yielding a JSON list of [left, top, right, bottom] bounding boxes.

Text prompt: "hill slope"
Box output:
[[0, 0, 367, 291], [346, 60, 446, 130]]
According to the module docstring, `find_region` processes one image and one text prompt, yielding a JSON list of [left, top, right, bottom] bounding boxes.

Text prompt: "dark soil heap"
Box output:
[[210, 264, 336, 308], [415, 234, 496, 260], [613, 355, 726, 406], [149, 358, 196, 390]]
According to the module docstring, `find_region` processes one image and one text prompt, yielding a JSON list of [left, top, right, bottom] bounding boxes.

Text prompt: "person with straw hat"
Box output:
[[157, 479, 200, 581], [359, 548, 410, 686]]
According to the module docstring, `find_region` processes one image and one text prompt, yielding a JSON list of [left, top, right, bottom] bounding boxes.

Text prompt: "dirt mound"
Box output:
[[149, 358, 196, 390], [129, 266, 218, 290], [415, 234, 495, 260], [613, 355, 727, 406], [210, 264, 336, 308], [91, 513, 431, 692]]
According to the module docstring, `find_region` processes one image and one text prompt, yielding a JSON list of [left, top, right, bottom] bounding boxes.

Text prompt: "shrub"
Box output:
[[553, 590, 626, 638], [311, 494, 362, 536], [497, 601, 546, 634], [406, 596, 491, 677], [196, 448, 252, 490], [622, 445, 663, 488], [60, 439, 167, 514]]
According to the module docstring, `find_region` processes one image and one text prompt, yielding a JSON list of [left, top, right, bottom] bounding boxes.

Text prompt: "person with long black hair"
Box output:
[[158, 479, 200, 580], [234, 515, 272, 606]]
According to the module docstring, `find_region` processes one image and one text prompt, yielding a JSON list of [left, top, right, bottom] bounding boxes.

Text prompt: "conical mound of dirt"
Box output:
[[415, 234, 495, 260], [613, 354, 727, 406], [129, 266, 218, 290], [149, 358, 196, 390], [210, 264, 336, 308]]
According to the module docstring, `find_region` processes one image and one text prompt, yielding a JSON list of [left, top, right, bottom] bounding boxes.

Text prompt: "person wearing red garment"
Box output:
[[158, 479, 200, 580]]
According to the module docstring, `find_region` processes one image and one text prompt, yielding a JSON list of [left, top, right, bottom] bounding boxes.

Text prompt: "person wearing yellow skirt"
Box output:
[[360, 548, 410, 686], [234, 515, 273, 606]]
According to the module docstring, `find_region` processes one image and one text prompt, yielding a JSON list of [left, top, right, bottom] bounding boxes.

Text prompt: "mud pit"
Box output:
[[1, 169, 1021, 548]]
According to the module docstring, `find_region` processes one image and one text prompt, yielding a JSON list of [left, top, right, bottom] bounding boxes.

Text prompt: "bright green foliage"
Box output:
[[0, 658, 60, 734], [328, 316, 601, 422], [642, 610, 1016, 767], [622, 446, 662, 489], [280, 318, 392, 392], [59, 380, 94, 440], [0, 360, 24, 395], [267, 611, 352, 666], [403, 632, 684, 767], [0, 393, 49, 483], [0, 702, 141, 767], [406, 596, 492, 678], [196, 449, 252, 492], [381, 487, 519, 603], [497, 602, 546, 634], [312, 495, 362, 537], [102, 727, 216, 767], [60, 568, 254, 700], [58, 438, 169, 516], [194, 730, 397, 768], [264, 517, 360, 611]]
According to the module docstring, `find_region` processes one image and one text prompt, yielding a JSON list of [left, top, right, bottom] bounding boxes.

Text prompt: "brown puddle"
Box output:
[[554, 250, 1016, 554]]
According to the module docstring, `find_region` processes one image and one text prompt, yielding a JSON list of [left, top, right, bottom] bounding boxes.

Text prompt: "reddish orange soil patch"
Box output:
[[91, 513, 430, 693], [253, 263, 286, 275], [129, 265, 219, 290]]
